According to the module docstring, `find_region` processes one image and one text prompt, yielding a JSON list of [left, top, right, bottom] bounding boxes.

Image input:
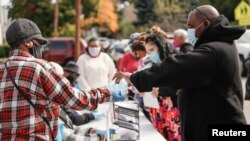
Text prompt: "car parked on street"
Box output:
[[42, 37, 87, 66], [235, 30, 250, 76]]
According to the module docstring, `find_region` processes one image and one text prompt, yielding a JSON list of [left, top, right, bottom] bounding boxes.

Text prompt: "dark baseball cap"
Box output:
[[6, 18, 47, 48], [63, 61, 80, 76]]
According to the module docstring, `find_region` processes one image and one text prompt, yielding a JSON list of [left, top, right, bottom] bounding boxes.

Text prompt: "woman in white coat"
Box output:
[[77, 37, 116, 90]]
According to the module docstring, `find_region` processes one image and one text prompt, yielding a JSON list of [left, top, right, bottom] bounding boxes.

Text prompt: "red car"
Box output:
[[42, 37, 87, 65]]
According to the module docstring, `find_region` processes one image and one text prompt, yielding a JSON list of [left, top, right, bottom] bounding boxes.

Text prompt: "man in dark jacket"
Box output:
[[113, 5, 247, 141]]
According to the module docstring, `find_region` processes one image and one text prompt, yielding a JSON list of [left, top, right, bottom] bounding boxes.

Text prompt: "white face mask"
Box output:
[[187, 21, 204, 46], [88, 47, 101, 57]]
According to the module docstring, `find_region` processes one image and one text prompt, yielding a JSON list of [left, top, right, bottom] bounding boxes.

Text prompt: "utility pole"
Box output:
[[75, 0, 81, 60], [53, 0, 59, 37]]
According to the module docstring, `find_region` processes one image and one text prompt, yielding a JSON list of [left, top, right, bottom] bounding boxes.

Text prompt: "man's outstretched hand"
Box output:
[[112, 72, 132, 85]]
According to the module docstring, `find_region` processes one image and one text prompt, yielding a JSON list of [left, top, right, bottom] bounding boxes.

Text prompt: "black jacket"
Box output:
[[179, 43, 193, 54], [61, 107, 95, 127], [130, 15, 247, 141]]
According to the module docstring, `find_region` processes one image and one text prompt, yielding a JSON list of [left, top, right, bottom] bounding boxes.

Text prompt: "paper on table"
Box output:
[[143, 92, 159, 109]]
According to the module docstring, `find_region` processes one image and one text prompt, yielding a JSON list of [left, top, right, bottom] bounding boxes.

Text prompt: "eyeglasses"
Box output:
[[146, 35, 161, 43], [146, 35, 156, 42], [191, 7, 210, 21], [146, 34, 166, 50]]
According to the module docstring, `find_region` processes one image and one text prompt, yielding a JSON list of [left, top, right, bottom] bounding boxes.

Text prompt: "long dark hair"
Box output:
[[145, 34, 177, 61], [131, 41, 146, 52]]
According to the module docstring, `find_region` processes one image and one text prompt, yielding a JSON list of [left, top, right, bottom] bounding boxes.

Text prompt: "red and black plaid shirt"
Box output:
[[0, 49, 110, 141]]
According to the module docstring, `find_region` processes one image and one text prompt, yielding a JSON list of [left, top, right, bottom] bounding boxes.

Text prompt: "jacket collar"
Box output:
[[11, 49, 33, 58], [194, 15, 246, 48]]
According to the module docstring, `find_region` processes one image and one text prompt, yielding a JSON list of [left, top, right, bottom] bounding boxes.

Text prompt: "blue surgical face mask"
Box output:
[[187, 28, 197, 46], [149, 51, 161, 64], [187, 21, 204, 46]]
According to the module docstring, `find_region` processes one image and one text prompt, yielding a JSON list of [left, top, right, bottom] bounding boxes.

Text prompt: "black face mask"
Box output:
[[29, 44, 42, 58]]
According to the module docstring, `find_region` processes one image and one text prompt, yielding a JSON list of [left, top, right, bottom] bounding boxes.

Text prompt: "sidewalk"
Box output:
[[241, 77, 250, 124], [244, 100, 250, 124]]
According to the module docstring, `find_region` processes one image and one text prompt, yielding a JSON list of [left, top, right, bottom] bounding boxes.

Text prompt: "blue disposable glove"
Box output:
[[92, 112, 105, 120], [108, 83, 124, 101], [96, 129, 107, 135], [108, 80, 128, 101], [117, 79, 128, 96], [96, 129, 116, 136], [56, 123, 64, 141]]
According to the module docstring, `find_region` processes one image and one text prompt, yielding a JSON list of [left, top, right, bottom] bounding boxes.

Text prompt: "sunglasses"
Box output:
[[146, 35, 160, 43], [146, 35, 166, 49]]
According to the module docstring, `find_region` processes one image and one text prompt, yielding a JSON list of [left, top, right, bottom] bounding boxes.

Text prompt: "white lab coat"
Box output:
[[76, 52, 116, 90]]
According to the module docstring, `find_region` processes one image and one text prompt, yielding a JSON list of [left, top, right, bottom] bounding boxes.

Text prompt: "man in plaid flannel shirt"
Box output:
[[0, 18, 126, 141]]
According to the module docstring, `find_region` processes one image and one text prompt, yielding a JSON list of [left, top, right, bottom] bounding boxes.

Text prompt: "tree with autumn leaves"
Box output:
[[8, 0, 119, 37], [8, 0, 243, 38], [81, 0, 119, 37]]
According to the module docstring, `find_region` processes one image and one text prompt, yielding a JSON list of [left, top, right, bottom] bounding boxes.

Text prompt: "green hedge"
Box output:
[[0, 44, 11, 58]]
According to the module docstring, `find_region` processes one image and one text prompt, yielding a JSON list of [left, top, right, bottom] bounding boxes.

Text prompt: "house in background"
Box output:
[[0, 1, 11, 45]]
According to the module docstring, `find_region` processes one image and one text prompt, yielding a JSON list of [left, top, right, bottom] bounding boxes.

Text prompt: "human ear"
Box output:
[[204, 20, 210, 27]]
